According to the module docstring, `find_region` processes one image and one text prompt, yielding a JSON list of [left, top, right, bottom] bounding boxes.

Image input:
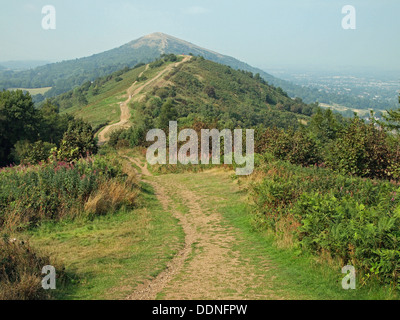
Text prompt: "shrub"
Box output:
[[149, 59, 164, 69], [326, 117, 398, 179], [294, 192, 400, 287], [57, 119, 98, 162], [108, 129, 125, 148], [12, 140, 56, 165], [205, 86, 217, 99], [250, 158, 400, 288], [0, 155, 137, 231], [257, 127, 322, 167]]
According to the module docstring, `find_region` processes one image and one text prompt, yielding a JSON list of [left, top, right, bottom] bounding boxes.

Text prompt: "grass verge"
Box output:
[[24, 181, 184, 300]]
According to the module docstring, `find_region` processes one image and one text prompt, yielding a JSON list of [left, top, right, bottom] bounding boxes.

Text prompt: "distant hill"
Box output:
[[0, 33, 284, 99], [0, 60, 51, 71], [0, 33, 392, 111]]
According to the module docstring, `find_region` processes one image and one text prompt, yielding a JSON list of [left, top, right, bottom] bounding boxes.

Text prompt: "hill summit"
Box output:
[[0, 33, 279, 99]]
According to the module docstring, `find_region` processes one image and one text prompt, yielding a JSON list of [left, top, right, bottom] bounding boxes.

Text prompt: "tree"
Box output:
[[309, 108, 341, 143], [381, 93, 400, 134], [38, 100, 73, 145], [158, 99, 178, 130], [57, 119, 98, 161], [0, 90, 39, 165]]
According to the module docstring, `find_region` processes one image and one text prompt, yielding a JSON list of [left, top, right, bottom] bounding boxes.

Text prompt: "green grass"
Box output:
[[216, 175, 399, 299], [68, 93, 125, 129], [13, 148, 397, 300], [59, 66, 146, 127], [60, 60, 181, 128], [24, 181, 184, 300]]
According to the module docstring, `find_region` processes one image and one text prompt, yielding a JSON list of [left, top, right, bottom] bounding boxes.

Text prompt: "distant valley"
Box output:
[[269, 67, 399, 114]]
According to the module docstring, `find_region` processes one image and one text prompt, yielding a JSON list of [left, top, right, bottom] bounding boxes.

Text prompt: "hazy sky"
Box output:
[[0, 0, 399, 72]]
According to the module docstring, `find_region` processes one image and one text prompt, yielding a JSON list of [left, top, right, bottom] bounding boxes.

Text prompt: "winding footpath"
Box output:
[[98, 56, 191, 145], [124, 159, 295, 300]]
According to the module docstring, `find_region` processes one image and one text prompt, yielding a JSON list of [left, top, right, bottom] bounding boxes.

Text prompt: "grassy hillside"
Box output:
[[0, 33, 279, 100], [53, 57, 186, 129], [154, 57, 313, 129], [0, 33, 387, 112], [52, 55, 315, 133], [56, 66, 146, 129]]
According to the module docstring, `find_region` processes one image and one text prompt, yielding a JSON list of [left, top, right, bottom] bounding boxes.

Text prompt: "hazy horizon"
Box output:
[[1, 0, 399, 73]]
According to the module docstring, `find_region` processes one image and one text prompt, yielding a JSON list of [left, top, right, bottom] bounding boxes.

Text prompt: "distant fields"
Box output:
[[320, 102, 387, 117], [8, 87, 52, 95]]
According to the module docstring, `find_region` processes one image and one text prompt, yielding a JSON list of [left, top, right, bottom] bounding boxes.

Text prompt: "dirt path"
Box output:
[[125, 159, 288, 300], [98, 56, 191, 145], [97, 66, 148, 144], [125, 157, 195, 300]]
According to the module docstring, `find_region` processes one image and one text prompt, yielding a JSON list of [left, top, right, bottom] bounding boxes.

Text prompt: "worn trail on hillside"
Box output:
[[125, 157, 195, 300], [97, 66, 148, 144], [125, 159, 289, 300], [98, 56, 191, 145]]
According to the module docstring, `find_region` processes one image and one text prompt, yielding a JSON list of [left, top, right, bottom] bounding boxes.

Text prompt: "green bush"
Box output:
[[12, 140, 56, 165], [295, 191, 400, 287], [326, 117, 399, 179], [250, 158, 400, 288], [57, 119, 98, 162], [257, 127, 322, 167]]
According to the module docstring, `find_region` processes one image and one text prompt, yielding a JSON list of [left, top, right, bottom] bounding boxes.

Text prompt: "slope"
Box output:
[[0, 33, 304, 106], [0, 33, 387, 112], [97, 56, 192, 144], [53, 54, 314, 136]]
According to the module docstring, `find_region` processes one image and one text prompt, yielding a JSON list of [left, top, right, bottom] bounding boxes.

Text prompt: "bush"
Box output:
[[257, 127, 322, 167], [149, 59, 164, 69], [295, 191, 400, 287], [205, 86, 217, 99], [108, 129, 125, 148], [57, 119, 98, 162], [12, 140, 56, 165], [250, 158, 400, 288], [326, 117, 398, 179]]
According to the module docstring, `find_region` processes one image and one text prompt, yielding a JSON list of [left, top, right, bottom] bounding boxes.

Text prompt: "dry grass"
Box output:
[[84, 176, 139, 216], [0, 237, 63, 300], [273, 216, 301, 249]]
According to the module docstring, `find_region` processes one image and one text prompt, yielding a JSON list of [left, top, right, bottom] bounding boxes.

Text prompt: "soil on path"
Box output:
[[125, 159, 288, 300]]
